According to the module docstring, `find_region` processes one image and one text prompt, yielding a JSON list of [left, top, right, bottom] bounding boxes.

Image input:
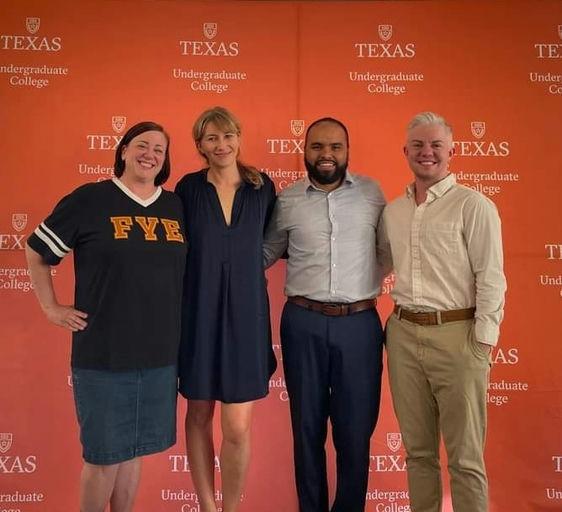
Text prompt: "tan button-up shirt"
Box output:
[[382, 173, 506, 345]]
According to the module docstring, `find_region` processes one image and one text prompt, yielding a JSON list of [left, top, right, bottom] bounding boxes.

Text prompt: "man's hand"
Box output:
[[476, 342, 493, 355]]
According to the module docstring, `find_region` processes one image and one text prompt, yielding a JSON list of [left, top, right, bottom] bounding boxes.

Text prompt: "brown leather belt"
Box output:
[[394, 305, 475, 326], [288, 296, 377, 317]]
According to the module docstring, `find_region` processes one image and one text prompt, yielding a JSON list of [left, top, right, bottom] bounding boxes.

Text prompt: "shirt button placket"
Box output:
[[328, 193, 337, 297], [411, 204, 425, 305]]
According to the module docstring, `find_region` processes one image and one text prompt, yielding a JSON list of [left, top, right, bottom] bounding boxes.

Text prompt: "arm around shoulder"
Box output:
[[263, 193, 288, 269], [376, 210, 394, 282]]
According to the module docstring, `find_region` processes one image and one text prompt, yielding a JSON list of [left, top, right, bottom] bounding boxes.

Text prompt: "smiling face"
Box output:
[[404, 123, 454, 186], [304, 121, 348, 191], [197, 121, 240, 170], [120, 130, 167, 185]]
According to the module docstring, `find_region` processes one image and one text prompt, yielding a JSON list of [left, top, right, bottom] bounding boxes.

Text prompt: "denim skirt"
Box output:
[[72, 365, 177, 465]]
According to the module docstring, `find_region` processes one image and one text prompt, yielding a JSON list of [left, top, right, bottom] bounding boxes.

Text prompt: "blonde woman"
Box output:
[[175, 107, 276, 512]]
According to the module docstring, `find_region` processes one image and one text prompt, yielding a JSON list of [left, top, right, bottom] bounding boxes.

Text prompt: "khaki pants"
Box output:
[[386, 314, 491, 512]]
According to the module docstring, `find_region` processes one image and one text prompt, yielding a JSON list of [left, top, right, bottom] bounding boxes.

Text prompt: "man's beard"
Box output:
[[305, 158, 347, 186]]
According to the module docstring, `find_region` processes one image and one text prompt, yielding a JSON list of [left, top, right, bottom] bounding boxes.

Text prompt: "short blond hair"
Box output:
[[407, 111, 453, 138]]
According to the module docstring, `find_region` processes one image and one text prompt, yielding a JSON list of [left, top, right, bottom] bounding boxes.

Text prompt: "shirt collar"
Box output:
[[406, 173, 456, 200], [112, 177, 162, 207], [304, 169, 354, 195], [203, 168, 249, 189]]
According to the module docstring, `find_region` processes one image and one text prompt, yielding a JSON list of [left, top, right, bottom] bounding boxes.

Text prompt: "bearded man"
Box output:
[[264, 117, 389, 512]]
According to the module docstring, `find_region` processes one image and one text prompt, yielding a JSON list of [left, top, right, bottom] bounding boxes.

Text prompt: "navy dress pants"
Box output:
[[281, 302, 384, 512]]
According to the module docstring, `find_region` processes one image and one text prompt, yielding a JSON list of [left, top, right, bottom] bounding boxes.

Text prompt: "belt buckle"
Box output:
[[424, 312, 438, 326], [321, 303, 342, 316]]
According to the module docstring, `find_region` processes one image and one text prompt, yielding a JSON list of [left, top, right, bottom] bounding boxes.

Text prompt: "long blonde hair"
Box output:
[[192, 106, 263, 188]]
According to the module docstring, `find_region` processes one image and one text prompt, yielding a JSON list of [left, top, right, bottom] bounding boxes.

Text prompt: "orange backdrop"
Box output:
[[1, 1, 561, 511]]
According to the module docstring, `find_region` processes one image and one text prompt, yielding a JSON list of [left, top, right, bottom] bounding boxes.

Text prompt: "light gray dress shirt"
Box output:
[[382, 173, 506, 345], [263, 171, 388, 303]]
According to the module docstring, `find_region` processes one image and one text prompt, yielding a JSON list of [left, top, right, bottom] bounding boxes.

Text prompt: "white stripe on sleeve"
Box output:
[[34, 225, 70, 258]]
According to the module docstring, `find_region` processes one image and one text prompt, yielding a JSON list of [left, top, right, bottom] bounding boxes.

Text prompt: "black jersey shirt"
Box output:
[[27, 178, 187, 370]]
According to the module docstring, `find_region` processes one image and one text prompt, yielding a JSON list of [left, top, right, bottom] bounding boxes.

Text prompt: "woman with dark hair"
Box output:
[[175, 107, 276, 512], [26, 121, 186, 512]]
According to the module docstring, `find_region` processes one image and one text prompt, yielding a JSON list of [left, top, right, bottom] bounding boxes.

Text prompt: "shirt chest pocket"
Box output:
[[422, 221, 461, 255]]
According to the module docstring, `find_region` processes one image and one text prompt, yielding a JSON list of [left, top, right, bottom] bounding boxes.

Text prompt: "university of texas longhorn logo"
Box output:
[[290, 119, 305, 137], [11, 213, 27, 232], [386, 432, 402, 453], [111, 116, 126, 134], [204, 22, 217, 40], [471, 121, 486, 139], [25, 17, 40, 34], [0, 433, 13, 454], [378, 24, 392, 42]]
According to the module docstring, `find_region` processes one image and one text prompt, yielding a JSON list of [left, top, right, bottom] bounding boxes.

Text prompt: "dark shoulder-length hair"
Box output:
[[192, 106, 263, 189], [114, 121, 171, 186]]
